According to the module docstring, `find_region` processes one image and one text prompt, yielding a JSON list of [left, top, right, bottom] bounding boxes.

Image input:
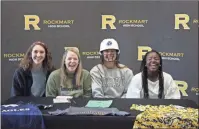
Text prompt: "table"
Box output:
[[2, 97, 198, 129]]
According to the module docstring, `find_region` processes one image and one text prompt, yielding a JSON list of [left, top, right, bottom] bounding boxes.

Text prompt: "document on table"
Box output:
[[85, 100, 113, 108]]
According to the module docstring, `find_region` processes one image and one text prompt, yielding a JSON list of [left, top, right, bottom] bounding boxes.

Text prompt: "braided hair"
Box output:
[[140, 50, 164, 99]]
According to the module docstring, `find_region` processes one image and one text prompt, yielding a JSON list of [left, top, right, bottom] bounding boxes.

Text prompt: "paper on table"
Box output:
[[85, 100, 113, 108], [53, 96, 73, 103], [53, 98, 71, 103], [56, 96, 73, 99]]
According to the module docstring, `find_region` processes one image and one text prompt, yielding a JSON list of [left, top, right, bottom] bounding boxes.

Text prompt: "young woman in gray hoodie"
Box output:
[[90, 38, 134, 98]]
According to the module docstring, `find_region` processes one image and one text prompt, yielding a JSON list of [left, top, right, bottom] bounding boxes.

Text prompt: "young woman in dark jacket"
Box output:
[[11, 41, 55, 97]]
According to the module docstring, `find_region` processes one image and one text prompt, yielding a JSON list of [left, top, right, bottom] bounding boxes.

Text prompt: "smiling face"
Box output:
[[65, 51, 79, 73], [102, 49, 117, 62], [31, 45, 46, 66], [146, 52, 161, 73]]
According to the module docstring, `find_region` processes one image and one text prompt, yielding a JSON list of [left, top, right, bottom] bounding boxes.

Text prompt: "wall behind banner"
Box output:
[[1, 1, 198, 103]]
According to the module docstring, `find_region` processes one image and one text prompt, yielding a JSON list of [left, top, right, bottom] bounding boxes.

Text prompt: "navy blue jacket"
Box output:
[[11, 67, 55, 97]]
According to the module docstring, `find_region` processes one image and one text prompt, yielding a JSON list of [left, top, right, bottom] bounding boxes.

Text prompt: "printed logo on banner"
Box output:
[[174, 14, 198, 30], [101, 15, 148, 29], [175, 80, 189, 97], [3, 53, 25, 62], [24, 15, 41, 30], [82, 51, 100, 59], [191, 87, 199, 96], [24, 15, 75, 30], [137, 46, 184, 61]]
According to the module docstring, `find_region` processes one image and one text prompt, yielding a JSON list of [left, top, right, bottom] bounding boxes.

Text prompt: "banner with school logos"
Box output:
[[2, 1, 198, 104]]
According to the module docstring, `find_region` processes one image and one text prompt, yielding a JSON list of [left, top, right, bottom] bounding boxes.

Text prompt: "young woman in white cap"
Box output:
[[90, 38, 134, 98]]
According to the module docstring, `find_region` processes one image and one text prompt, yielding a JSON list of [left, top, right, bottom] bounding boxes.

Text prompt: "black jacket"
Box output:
[[11, 67, 55, 97]]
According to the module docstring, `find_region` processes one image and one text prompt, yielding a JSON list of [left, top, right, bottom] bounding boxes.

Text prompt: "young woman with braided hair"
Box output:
[[126, 50, 180, 99]]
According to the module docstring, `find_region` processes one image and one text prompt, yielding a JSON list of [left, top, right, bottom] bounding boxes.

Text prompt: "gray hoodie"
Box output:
[[90, 64, 134, 98]]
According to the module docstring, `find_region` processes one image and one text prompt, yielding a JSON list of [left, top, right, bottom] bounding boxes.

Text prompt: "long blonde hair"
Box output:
[[60, 47, 82, 87]]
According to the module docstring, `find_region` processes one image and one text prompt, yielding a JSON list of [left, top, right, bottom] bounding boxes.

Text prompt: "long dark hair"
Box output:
[[140, 50, 164, 99], [19, 41, 53, 71]]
